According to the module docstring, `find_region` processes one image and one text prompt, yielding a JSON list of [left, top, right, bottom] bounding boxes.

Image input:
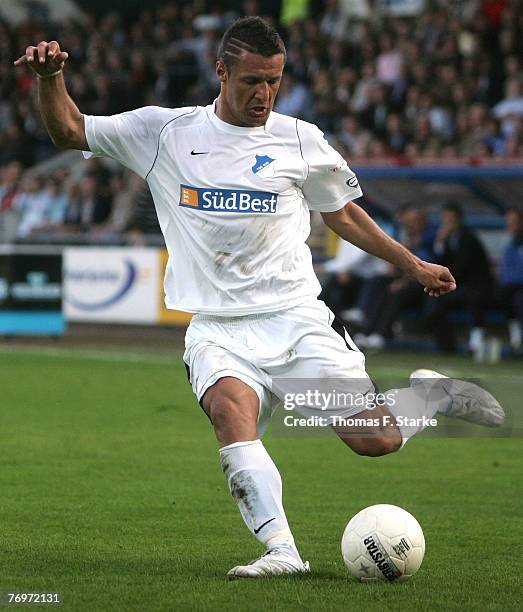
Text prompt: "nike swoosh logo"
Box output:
[[191, 150, 209, 155], [253, 517, 276, 534]]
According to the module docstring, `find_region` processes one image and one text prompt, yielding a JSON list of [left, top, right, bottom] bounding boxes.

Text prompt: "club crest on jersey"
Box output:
[[252, 154, 275, 174], [179, 184, 278, 213]]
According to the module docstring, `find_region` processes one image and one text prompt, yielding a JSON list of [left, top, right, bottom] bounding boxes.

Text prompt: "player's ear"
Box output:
[[216, 59, 228, 82]]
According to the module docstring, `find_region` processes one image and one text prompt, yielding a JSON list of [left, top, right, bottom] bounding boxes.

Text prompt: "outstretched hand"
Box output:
[[415, 261, 456, 298], [14, 40, 68, 77]]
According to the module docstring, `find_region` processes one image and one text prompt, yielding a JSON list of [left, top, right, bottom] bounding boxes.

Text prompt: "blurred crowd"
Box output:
[[0, 0, 522, 237], [320, 204, 523, 354], [0, 1, 521, 240], [0, 159, 158, 243], [1, 0, 523, 169]]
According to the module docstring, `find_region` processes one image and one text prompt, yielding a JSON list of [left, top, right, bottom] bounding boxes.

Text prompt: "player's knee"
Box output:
[[349, 433, 401, 457]]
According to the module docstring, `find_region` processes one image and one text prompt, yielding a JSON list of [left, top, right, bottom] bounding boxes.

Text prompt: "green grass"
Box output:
[[0, 347, 521, 611]]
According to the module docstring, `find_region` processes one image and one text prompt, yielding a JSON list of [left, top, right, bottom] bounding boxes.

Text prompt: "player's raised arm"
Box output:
[[322, 202, 457, 298], [14, 40, 88, 151]]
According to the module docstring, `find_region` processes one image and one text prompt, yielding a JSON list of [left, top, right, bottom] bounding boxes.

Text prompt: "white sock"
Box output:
[[385, 384, 452, 448], [219, 440, 300, 559]]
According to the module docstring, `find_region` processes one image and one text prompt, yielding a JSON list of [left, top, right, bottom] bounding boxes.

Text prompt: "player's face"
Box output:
[[217, 52, 284, 127]]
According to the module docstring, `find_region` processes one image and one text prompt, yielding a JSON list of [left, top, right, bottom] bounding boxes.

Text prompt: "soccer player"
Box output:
[[15, 17, 504, 579]]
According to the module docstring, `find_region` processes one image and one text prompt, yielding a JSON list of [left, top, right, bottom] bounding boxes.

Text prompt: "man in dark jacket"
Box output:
[[425, 202, 494, 352], [499, 208, 523, 353]]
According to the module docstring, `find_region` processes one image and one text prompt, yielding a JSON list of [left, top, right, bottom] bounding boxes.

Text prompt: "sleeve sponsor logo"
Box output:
[[346, 176, 359, 189], [179, 184, 278, 213]]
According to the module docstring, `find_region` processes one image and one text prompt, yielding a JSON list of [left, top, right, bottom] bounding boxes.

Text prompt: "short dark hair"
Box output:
[[443, 202, 463, 220], [217, 17, 286, 71]]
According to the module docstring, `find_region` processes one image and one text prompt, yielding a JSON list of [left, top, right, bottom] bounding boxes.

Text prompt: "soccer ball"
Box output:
[[341, 504, 425, 582]]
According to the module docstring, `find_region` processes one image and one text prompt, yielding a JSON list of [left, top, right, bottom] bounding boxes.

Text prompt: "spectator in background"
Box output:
[[385, 113, 407, 154], [319, 238, 389, 323], [13, 176, 48, 237], [273, 70, 312, 120], [482, 117, 507, 156], [492, 78, 523, 138], [22, 175, 70, 236], [46, 173, 70, 224], [498, 208, 523, 354], [357, 82, 390, 138], [89, 173, 143, 242], [356, 205, 436, 350], [425, 202, 494, 353], [319, 0, 349, 42], [375, 31, 403, 86], [350, 61, 377, 114], [13, 174, 69, 237], [0, 161, 23, 211], [63, 172, 111, 232], [338, 115, 371, 157], [126, 183, 162, 245]]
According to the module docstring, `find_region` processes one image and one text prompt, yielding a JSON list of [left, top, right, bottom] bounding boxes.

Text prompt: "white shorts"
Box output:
[[183, 299, 374, 435]]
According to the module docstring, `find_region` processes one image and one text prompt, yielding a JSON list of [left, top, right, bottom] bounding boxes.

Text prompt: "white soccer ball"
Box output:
[[341, 504, 425, 582]]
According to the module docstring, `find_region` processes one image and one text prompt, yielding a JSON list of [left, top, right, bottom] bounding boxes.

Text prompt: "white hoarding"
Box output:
[[64, 247, 160, 324]]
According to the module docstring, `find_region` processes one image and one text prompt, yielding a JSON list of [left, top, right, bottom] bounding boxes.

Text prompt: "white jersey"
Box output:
[[84, 103, 363, 315]]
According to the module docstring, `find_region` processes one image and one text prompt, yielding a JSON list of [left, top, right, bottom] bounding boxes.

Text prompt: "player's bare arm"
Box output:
[[14, 40, 88, 151], [322, 202, 457, 298]]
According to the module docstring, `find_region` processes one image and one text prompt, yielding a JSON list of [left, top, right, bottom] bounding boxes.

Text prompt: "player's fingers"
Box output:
[[425, 287, 443, 297], [13, 54, 28, 66], [37, 41, 48, 63], [434, 282, 455, 295], [56, 51, 69, 63], [47, 40, 60, 57], [440, 267, 456, 284], [24, 46, 37, 63]]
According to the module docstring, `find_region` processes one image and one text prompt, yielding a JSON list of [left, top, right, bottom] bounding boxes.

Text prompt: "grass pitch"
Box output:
[[0, 346, 521, 611]]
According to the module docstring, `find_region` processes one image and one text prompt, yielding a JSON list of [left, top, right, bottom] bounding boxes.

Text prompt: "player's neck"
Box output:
[[215, 96, 241, 127], [215, 96, 261, 129]]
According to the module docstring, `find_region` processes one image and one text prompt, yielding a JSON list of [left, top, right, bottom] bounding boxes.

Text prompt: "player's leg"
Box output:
[[201, 376, 258, 445], [200, 376, 308, 578], [335, 370, 505, 452], [268, 300, 504, 455], [266, 304, 402, 456], [332, 402, 402, 456], [184, 320, 310, 578]]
